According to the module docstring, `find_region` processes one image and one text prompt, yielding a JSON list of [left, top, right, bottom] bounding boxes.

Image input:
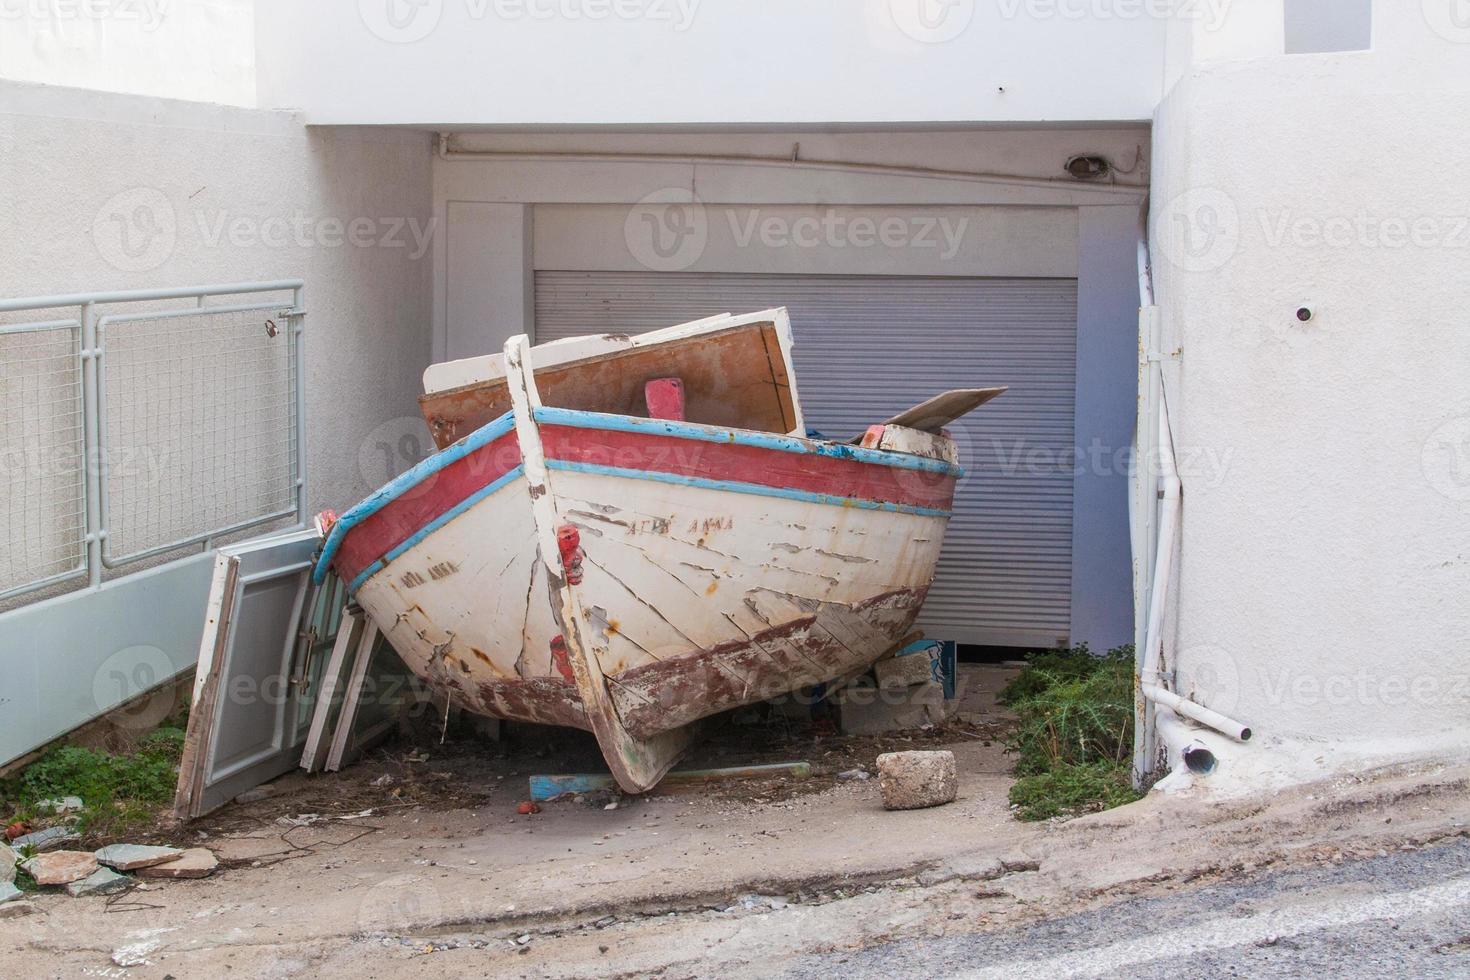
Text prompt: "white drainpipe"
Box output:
[[1138, 395, 1251, 742], [1133, 202, 1252, 782]]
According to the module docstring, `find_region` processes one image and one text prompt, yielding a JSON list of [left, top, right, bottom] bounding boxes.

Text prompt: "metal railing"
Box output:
[[0, 281, 306, 601]]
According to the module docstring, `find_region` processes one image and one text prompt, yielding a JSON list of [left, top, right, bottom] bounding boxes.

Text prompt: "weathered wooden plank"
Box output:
[[172, 553, 238, 820], [421, 311, 803, 448], [878, 387, 1007, 434], [299, 609, 363, 773], [505, 334, 696, 793], [324, 620, 380, 772]]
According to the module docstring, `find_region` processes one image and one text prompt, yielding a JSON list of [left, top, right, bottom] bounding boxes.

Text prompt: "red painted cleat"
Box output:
[[644, 377, 686, 422], [556, 525, 584, 585]]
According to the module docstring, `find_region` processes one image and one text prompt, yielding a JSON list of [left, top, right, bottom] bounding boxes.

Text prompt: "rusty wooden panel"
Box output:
[[419, 322, 796, 449], [606, 588, 929, 739]]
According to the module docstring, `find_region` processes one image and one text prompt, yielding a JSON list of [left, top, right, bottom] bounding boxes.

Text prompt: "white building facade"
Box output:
[[0, 0, 1464, 786]]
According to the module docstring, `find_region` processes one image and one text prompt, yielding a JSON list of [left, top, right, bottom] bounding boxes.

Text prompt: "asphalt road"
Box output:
[[782, 837, 1470, 979]]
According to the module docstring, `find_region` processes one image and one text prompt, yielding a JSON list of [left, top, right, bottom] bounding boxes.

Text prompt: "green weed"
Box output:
[[1008, 762, 1140, 821], [1003, 645, 1142, 820], [1, 727, 185, 837]]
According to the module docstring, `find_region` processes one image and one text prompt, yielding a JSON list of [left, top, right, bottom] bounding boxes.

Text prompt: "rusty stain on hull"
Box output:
[[471, 677, 588, 730], [607, 588, 928, 739]]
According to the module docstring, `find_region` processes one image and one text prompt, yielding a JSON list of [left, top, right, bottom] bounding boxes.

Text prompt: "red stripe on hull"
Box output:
[[541, 425, 956, 511], [334, 432, 521, 584]]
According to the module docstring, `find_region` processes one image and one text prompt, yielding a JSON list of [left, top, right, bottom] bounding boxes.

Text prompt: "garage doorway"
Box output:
[[534, 270, 1078, 648]]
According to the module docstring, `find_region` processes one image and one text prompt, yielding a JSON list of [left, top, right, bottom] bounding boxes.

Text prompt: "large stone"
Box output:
[[0, 843, 15, 882], [137, 847, 218, 879], [20, 849, 98, 885], [876, 750, 958, 810], [95, 844, 183, 871], [0, 880, 23, 904], [65, 867, 134, 898]]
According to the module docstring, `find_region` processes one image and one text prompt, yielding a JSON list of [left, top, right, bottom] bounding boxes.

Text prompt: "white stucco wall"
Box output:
[[1149, 6, 1470, 781], [0, 0, 255, 106], [254, 0, 1170, 124], [0, 81, 435, 517]]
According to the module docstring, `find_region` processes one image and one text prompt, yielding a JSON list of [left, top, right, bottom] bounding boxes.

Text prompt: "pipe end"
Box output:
[[1182, 746, 1217, 775]]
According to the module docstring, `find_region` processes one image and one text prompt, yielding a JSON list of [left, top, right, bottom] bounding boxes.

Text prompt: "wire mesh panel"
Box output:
[[0, 324, 87, 597], [100, 307, 298, 565]]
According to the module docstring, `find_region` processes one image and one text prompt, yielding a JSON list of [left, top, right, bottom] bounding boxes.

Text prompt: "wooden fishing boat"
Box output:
[[312, 310, 1003, 792]]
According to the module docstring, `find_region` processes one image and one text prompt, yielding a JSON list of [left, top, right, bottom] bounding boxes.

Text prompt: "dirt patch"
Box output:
[[192, 707, 1014, 831]]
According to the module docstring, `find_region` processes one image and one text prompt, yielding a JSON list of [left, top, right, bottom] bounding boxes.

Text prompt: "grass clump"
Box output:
[[1002, 644, 1143, 821], [1, 727, 185, 836]]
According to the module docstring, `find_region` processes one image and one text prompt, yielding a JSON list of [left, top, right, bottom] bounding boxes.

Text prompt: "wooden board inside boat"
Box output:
[[419, 318, 799, 449]]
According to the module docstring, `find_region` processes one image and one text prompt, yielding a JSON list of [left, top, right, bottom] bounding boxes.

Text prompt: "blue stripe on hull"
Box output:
[[545, 460, 953, 518], [533, 406, 964, 477], [319, 405, 959, 587], [313, 411, 517, 584]]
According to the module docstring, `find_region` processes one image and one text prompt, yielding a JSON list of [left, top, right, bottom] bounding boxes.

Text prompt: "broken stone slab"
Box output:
[[0, 880, 23, 904], [21, 849, 99, 886], [10, 825, 81, 853], [65, 867, 134, 898], [876, 750, 958, 811], [1, 843, 15, 882], [0, 899, 36, 919], [95, 844, 184, 872], [136, 847, 218, 879]]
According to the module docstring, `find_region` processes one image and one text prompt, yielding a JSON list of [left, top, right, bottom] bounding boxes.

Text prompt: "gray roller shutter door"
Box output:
[[535, 270, 1076, 648]]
